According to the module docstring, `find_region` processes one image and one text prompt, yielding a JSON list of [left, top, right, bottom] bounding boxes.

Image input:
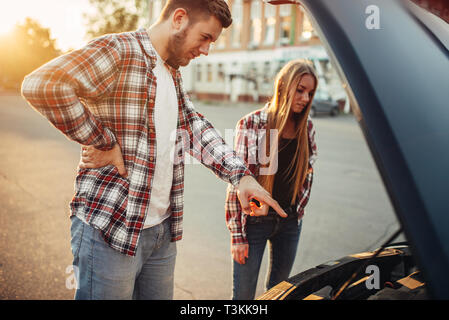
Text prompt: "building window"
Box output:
[[230, 61, 239, 79], [300, 8, 314, 41], [279, 5, 291, 45], [263, 61, 271, 83], [279, 4, 291, 16], [217, 63, 225, 82], [231, 0, 243, 48], [207, 64, 213, 82], [196, 64, 202, 82], [248, 62, 257, 79], [264, 3, 276, 45], [249, 0, 262, 47]]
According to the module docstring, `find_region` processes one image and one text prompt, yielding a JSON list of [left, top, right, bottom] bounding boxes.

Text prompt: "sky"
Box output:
[[0, 0, 92, 51]]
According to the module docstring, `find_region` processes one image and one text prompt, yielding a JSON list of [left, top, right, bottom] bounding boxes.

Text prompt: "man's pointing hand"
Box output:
[[236, 175, 287, 218]]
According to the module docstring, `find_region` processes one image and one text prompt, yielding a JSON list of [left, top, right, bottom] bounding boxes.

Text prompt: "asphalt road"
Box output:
[[0, 94, 404, 300]]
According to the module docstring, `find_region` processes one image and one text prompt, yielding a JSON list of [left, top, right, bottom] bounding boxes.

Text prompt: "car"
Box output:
[[260, 0, 449, 300], [310, 94, 340, 117]]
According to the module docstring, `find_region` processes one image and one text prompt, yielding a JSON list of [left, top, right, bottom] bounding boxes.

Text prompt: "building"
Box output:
[[147, 0, 347, 109]]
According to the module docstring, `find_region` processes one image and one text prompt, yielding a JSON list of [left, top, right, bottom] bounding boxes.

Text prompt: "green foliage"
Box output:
[[0, 18, 61, 90], [84, 0, 149, 39]]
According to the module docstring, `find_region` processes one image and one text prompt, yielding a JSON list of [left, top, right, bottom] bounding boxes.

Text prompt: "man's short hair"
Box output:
[[160, 0, 233, 28]]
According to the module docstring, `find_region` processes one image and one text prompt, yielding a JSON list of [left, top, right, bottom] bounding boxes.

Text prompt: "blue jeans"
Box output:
[[232, 215, 302, 300], [70, 216, 176, 300]]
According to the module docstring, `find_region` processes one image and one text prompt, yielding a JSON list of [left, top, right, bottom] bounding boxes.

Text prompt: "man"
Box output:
[[21, 0, 286, 300]]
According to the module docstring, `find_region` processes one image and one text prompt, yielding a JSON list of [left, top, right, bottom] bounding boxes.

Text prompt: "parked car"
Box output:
[[260, 0, 449, 300], [310, 93, 340, 117]]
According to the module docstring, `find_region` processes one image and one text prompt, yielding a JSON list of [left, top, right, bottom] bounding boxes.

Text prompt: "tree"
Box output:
[[84, 0, 148, 39], [0, 18, 61, 90]]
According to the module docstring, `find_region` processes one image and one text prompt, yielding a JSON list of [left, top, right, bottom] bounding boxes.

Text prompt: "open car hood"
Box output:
[[268, 0, 449, 298]]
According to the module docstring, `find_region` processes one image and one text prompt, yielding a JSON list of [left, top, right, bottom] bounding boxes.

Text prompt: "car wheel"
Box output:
[[330, 107, 339, 117]]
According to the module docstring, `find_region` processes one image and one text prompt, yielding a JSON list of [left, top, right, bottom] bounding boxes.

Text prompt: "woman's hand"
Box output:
[[78, 143, 128, 178], [232, 243, 249, 265]]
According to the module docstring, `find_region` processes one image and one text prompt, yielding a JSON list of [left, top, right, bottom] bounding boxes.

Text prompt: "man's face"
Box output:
[[166, 15, 223, 68]]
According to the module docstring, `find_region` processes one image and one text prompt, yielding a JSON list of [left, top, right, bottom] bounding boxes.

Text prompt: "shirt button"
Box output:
[[149, 98, 154, 104], [149, 128, 155, 134], [149, 156, 154, 161]]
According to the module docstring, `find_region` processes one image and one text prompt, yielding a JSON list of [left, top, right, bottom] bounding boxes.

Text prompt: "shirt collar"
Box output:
[[135, 28, 181, 79], [135, 28, 157, 69]]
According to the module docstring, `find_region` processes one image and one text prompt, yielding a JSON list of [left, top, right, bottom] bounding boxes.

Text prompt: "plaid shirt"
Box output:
[[225, 107, 318, 245], [21, 29, 252, 256]]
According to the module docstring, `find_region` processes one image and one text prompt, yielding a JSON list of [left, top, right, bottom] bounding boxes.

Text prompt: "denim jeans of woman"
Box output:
[[232, 215, 302, 300], [70, 215, 176, 300]]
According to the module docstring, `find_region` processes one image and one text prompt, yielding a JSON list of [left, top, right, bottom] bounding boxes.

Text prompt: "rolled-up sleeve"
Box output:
[[21, 34, 121, 150]]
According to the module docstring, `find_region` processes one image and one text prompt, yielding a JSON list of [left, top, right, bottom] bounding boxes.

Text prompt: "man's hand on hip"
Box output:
[[236, 175, 287, 218], [78, 143, 128, 178]]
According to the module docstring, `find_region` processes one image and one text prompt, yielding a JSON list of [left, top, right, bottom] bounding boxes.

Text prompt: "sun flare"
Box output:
[[0, 0, 89, 50]]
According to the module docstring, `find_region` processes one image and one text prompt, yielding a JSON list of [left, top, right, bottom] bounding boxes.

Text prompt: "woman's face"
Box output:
[[291, 74, 316, 114]]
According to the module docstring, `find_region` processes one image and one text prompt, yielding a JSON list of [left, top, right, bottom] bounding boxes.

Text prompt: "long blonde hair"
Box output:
[[258, 59, 318, 206]]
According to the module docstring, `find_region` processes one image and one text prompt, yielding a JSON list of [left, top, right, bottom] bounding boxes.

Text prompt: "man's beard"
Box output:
[[166, 27, 190, 69]]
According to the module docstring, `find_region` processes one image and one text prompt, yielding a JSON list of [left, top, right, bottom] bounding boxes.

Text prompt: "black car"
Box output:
[[260, 0, 449, 300]]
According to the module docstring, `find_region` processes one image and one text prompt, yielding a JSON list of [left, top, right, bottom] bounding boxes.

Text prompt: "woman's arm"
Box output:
[[296, 117, 318, 215]]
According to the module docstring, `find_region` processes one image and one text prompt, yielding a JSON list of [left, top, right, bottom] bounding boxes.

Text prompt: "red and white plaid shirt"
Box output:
[[22, 29, 252, 256], [225, 107, 318, 245]]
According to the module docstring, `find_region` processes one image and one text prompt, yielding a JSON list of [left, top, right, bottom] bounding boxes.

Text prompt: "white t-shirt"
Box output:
[[144, 49, 178, 228]]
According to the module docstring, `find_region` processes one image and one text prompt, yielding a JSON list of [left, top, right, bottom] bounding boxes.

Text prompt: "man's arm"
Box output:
[[181, 96, 286, 217], [21, 34, 122, 150], [235, 176, 285, 216], [79, 98, 287, 217]]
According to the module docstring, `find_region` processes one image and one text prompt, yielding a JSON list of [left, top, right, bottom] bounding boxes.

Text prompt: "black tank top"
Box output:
[[272, 138, 298, 209]]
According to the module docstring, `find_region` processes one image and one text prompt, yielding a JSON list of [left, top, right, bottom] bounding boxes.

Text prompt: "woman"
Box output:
[[225, 59, 318, 300]]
